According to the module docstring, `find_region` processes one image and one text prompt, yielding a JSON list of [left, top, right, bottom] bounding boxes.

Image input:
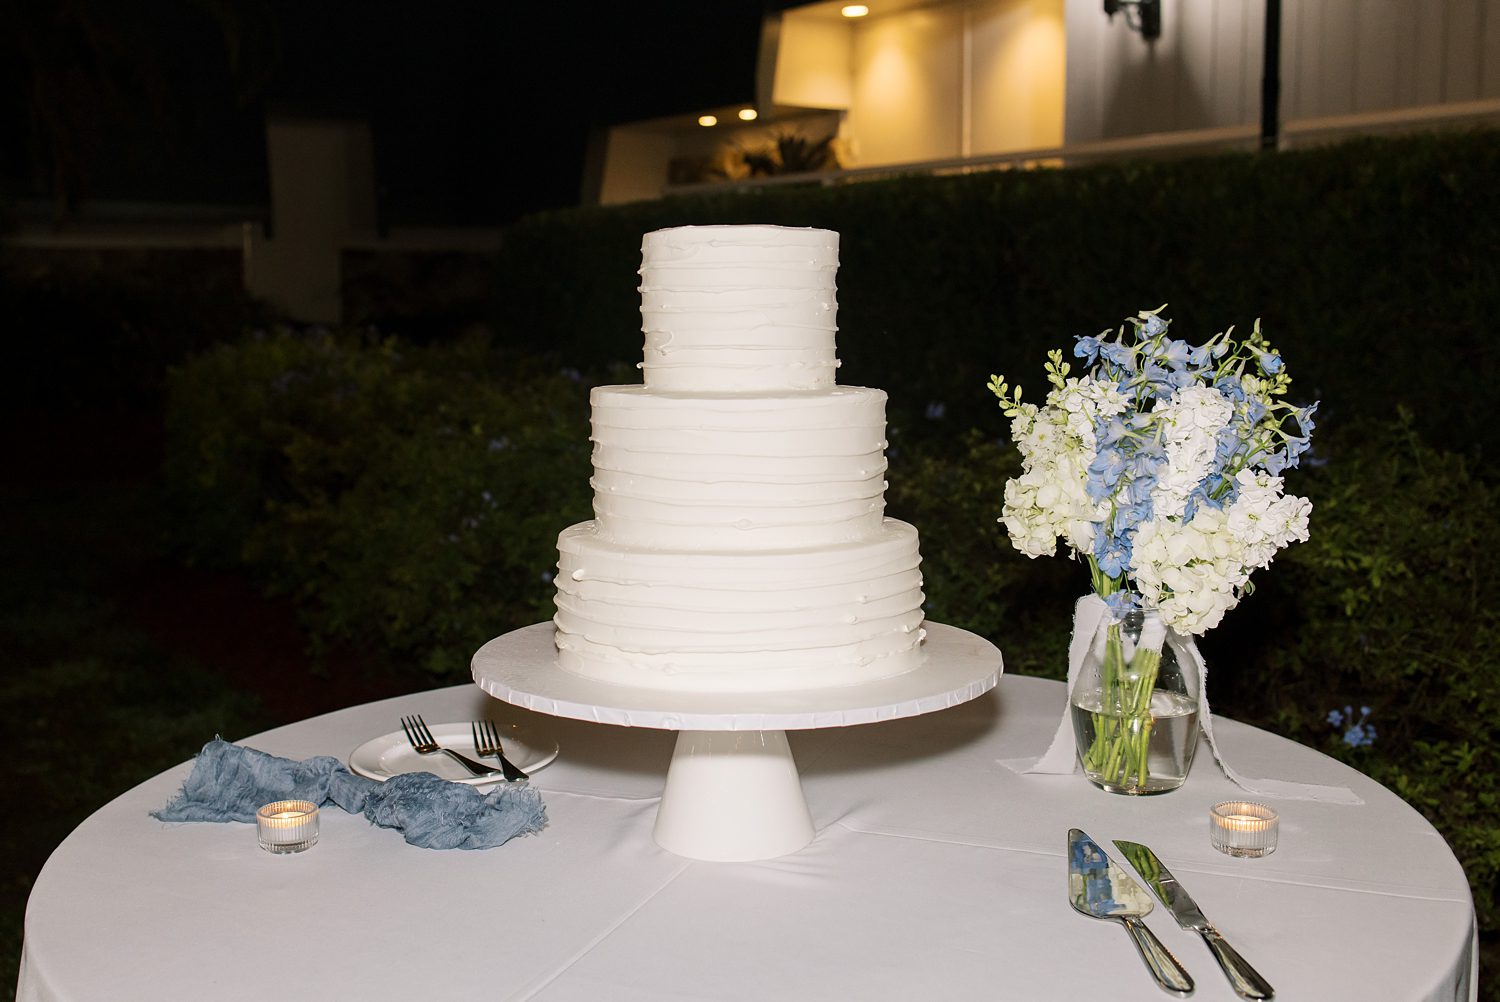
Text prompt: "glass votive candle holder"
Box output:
[[256, 800, 320, 854], [1210, 800, 1278, 857]]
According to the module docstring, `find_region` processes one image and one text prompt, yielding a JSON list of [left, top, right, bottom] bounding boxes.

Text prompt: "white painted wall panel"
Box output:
[[970, 0, 1067, 154], [848, 7, 965, 164], [1068, 0, 1498, 144], [1444, 0, 1483, 100]]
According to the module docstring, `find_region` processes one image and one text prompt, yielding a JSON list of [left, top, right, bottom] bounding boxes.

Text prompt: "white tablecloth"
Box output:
[[18, 675, 1476, 1001]]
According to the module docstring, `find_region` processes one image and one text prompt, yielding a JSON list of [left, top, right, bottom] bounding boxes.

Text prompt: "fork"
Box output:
[[472, 719, 528, 782], [399, 714, 507, 780]]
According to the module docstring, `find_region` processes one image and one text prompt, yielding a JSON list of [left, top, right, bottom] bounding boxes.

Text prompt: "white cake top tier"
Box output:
[[638, 225, 840, 392]]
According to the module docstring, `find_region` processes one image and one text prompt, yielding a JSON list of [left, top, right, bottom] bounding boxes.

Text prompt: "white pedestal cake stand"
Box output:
[[472, 621, 1002, 862]]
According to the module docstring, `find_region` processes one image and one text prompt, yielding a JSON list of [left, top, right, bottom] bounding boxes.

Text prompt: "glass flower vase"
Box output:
[[1070, 603, 1200, 795]]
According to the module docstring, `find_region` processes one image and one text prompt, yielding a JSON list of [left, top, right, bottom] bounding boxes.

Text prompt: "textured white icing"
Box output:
[[589, 385, 888, 550], [553, 223, 928, 693], [555, 520, 926, 692], [639, 225, 839, 392]]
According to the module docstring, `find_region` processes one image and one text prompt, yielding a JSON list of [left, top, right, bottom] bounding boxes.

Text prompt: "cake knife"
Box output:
[[1114, 839, 1275, 1000]]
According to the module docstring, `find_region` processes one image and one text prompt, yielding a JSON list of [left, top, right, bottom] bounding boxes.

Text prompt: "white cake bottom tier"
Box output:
[[553, 519, 927, 693], [589, 385, 889, 549]]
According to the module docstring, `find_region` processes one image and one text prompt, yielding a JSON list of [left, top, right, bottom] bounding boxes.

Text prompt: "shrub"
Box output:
[[1206, 412, 1499, 932], [164, 328, 596, 677]]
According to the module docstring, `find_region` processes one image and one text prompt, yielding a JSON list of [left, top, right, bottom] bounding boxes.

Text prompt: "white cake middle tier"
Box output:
[[589, 384, 890, 550]]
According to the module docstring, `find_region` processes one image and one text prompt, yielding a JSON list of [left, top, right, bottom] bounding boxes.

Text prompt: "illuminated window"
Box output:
[[738, 108, 758, 121], [841, 4, 869, 16], [698, 114, 719, 127]]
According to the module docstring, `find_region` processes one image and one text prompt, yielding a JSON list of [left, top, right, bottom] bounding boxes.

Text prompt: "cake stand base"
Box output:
[[472, 622, 1001, 861], [655, 730, 813, 861]]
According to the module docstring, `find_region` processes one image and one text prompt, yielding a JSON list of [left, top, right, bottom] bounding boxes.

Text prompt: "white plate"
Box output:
[[348, 721, 559, 785]]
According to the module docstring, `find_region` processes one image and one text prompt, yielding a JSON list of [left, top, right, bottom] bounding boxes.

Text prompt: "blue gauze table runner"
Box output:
[[153, 738, 547, 850]]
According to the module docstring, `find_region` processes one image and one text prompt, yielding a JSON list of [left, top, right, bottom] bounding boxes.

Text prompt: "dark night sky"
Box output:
[[3, 0, 773, 224]]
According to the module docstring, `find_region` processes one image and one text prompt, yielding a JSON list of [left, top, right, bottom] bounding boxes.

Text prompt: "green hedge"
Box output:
[[164, 328, 601, 675], [494, 129, 1500, 462]]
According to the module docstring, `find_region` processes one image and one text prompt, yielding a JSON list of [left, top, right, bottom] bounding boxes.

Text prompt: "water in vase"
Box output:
[[1070, 689, 1199, 794]]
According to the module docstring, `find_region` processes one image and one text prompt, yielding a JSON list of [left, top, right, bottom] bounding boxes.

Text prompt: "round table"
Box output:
[[17, 676, 1476, 1001]]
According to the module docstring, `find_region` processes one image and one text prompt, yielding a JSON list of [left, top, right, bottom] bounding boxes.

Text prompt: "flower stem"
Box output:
[[1081, 622, 1163, 790]]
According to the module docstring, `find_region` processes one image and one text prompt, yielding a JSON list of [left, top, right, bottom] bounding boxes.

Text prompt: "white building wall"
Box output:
[[970, 0, 1068, 154], [844, 0, 1066, 167], [1282, 0, 1500, 119], [1065, 0, 1500, 144], [847, 6, 967, 165]]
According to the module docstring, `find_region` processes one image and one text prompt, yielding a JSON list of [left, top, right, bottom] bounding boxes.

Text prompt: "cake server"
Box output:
[[1067, 828, 1194, 997], [1114, 839, 1275, 1000]]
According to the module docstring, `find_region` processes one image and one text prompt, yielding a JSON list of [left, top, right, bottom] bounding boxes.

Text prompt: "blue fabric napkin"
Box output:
[[153, 738, 547, 850]]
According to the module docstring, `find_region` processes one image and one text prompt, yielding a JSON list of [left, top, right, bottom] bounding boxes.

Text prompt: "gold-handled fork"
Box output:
[[472, 719, 528, 782], [399, 714, 507, 780]]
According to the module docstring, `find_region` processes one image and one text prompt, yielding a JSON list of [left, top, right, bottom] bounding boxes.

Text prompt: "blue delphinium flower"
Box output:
[[1258, 351, 1284, 374], [1157, 338, 1192, 371], [1102, 590, 1140, 617], [1098, 341, 1138, 371], [1074, 335, 1102, 365], [1328, 705, 1376, 748], [1086, 446, 1128, 501]]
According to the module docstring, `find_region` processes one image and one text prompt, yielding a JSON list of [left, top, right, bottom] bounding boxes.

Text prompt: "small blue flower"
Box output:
[[1329, 705, 1376, 748], [1099, 342, 1137, 371], [1215, 375, 1247, 403], [1294, 403, 1319, 437], [1074, 336, 1102, 364], [1259, 352, 1284, 374], [1158, 339, 1192, 370], [1102, 590, 1140, 617], [1141, 314, 1167, 338]]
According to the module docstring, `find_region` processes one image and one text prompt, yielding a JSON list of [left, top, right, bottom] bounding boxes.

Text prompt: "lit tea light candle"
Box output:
[[1210, 800, 1278, 857], [256, 800, 320, 854]]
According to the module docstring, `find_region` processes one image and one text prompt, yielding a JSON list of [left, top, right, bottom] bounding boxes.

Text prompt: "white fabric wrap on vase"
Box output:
[[1002, 594, 1363, 805]]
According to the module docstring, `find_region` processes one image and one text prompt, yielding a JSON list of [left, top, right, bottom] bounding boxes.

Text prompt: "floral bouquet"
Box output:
[[989, 308, 1316, 792]]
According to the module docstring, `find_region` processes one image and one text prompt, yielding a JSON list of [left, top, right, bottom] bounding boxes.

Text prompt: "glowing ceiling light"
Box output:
[[698, 114, 718, 127], [738, 108, 758, 121], [841, 4, 869, 16]]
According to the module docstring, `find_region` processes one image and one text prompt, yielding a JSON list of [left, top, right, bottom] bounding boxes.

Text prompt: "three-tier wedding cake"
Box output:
[[552, 224, 927, 693]]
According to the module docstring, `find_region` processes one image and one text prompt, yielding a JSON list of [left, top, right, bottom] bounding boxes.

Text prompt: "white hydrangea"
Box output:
[[1151, 384, 1233, 519], [1130, 470, 1313, 635], [1130, 509, 1246, 635], [1002, 451, 1099, 557]]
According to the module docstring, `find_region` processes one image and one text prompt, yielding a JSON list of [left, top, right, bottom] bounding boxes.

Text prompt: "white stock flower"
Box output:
[[1151, 385, 1233, 519], [1225, 469, 1312, 569], [1046, 377, 1129, 450]]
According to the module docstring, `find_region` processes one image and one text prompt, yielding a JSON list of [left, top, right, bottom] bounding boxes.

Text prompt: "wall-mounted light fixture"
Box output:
[[841, 4, 870, 18], [698, 115, 719, 127], [1103, 0, 1160, 40], [738, 108, 759, 122]]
